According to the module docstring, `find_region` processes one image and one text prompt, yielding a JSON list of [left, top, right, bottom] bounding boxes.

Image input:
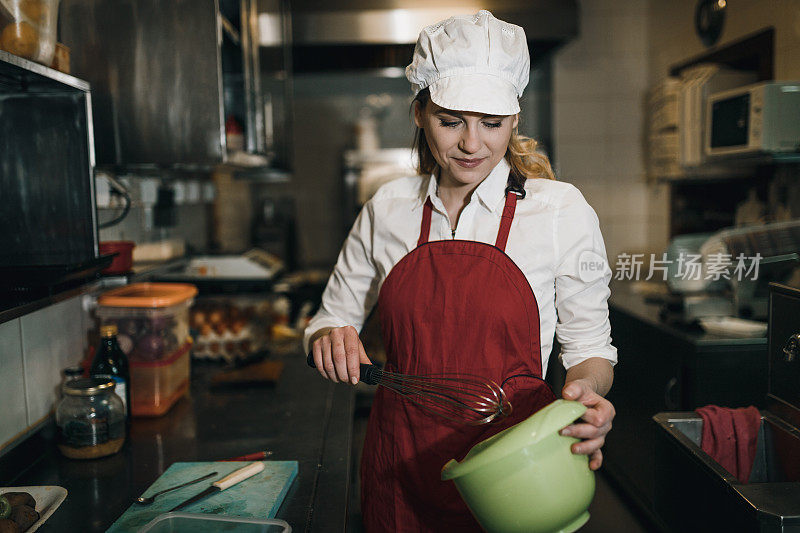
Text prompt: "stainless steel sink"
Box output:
[[653, 412, 800, 532]]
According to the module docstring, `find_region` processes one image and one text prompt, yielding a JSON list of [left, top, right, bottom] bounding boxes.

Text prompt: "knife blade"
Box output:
[[169, 461, 266, 512]]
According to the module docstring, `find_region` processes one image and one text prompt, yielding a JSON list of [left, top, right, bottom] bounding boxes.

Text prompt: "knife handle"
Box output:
[[213, 462, 265, 491]]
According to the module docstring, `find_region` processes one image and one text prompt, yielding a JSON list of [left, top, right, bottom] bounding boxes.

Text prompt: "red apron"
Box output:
[[361, 190, 557, 532]]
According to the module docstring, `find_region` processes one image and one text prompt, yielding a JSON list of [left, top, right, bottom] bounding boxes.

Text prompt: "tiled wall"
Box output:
[[0, 297, 89, 454], [552, 0, 657, 265]]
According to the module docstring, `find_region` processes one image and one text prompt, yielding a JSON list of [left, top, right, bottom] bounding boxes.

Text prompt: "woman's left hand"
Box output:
[[559, 379, 616, 471]]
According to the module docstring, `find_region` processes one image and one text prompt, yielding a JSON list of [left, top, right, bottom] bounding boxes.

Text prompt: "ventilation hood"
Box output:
[[273, 0, 579, 72]]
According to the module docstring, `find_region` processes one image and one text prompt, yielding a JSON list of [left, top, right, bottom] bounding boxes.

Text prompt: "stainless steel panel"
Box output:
[[257, 0, 292, 170], [654, 412, 800, 532], [60, 0, 225, 166], [290, 0, 578, 45], [768, 283, 800, 429], [0, 92, 96, 265]]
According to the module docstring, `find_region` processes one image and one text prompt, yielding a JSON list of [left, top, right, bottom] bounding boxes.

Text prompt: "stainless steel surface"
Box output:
[[0, 49, 90, 92], [290, 0, 578, 45], [257, 0, 293, 170], [60, 0, 225, 166], [654, 412, 800, 532], [783, 333, 800, 363], [135, 471, 218, 505], [660, 413, 800, 483], [652, 283, 800, 532], [767, 283, 800, 430]]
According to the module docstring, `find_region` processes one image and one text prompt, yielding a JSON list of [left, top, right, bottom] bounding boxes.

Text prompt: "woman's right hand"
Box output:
[[310, 326, 371, 385]]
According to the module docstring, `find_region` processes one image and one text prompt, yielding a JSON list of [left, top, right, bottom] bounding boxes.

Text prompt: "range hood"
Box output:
[[280, 0, 579, 72]]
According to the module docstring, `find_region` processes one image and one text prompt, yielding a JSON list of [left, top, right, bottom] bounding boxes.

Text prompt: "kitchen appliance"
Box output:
[[0, 51, 105, 292], [677, 64, 756, 168], [441, 400, 594, 533], [653, 283, 800, 533], [700, 219, 800, 319], [306, 354, 511, 425], [705, 81, 800, 158]]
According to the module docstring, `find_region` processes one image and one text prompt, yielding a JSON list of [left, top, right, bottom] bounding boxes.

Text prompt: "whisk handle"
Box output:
[[306, 352, 381, 386]]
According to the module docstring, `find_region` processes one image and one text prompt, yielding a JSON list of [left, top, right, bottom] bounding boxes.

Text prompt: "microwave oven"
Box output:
[[705, 81, 800, 157]]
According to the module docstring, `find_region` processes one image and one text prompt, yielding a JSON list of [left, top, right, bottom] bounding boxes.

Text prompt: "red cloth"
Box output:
[[695, 405, 761, 483], [360, 193, 556, 532]]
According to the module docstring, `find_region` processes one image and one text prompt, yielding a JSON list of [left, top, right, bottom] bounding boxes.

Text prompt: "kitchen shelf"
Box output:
[[0, 49, 89, 93]]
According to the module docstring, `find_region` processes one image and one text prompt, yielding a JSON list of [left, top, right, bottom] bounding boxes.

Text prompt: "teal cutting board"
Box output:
[[107, 461, 298, 532]]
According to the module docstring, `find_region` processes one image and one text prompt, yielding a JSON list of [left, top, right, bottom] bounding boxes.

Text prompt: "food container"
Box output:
[[139, 513, 291, 533], [55, 378, 126, 460], [191, 295, 271, 362], [98, 241, 136, 275], [130, 340, 191, 417], [441, 400, 595, 533], [97, 283, 197, 362], [0, 0, 60, 65]]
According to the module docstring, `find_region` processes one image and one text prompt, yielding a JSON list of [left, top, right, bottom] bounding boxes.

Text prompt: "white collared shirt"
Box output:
[[303, 158, 617, 374]]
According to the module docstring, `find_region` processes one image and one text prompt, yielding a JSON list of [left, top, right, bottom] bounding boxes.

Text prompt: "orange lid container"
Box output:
[[98, 283, 197, 308]]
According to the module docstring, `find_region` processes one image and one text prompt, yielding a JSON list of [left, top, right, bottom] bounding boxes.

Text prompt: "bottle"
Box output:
[[91, 325, 131, 424]]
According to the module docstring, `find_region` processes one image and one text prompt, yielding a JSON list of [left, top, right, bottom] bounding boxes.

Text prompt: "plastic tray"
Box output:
[[139, 512, 291, 533]]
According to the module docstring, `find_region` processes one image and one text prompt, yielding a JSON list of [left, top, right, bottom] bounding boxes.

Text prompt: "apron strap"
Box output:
[[418, 197, 434, 247], [495, 190, 519, 252]]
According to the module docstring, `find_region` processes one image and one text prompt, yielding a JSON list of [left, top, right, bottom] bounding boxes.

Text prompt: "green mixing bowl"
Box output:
[[441, 399, 595, 533]]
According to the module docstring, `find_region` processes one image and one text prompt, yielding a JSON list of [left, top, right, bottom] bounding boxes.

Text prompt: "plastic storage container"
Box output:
[[139, 513, 291, 533], [97, 283, 197, 362], [0, 0, 60, 64], [99, 241, 136, 274], [130, 340, 191, 417]]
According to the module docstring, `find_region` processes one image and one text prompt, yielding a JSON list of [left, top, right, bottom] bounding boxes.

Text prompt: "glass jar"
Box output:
[[55, 377, 126, 460], [0, 0, 61, 65]]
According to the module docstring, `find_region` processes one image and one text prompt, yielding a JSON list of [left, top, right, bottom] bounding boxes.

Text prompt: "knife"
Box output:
[[169, 462, 265, 512]]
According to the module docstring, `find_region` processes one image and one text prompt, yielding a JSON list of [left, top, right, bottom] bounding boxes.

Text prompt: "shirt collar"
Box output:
[[413, 158, 511, 213]]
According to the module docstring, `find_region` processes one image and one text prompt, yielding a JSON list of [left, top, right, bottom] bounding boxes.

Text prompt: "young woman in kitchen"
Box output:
[[304, 10, 617, 532]]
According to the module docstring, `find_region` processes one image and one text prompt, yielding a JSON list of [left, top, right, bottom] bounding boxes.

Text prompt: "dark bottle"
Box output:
[[91, 324, 132, 425]]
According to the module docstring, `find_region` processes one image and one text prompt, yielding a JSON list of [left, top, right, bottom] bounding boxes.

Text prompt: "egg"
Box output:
[[208, 309, 224, 325], [190, 310, 206, 329]]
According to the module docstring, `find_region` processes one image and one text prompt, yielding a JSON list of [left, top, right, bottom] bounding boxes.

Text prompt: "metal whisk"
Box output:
[[307, 354, 511, 425]]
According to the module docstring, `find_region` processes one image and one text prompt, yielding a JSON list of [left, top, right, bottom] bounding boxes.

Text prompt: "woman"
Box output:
[[304, 10, 617, 532]]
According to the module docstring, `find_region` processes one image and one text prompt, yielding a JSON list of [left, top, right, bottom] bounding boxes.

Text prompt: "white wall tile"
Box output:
[[0, 319, 27, 449], [21, 297, 86, 425]]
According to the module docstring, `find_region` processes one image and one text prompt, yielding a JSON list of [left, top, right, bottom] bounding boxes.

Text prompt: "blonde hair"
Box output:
[[412, 88, 556, 190]]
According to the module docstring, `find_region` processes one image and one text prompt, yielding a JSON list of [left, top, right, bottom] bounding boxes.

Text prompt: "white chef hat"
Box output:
[[405, 10, 530, 116]]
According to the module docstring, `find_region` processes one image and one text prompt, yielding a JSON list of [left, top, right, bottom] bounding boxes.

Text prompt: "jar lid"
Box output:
[[63, 378, 116, 396], [98, 283, 197, 308]]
